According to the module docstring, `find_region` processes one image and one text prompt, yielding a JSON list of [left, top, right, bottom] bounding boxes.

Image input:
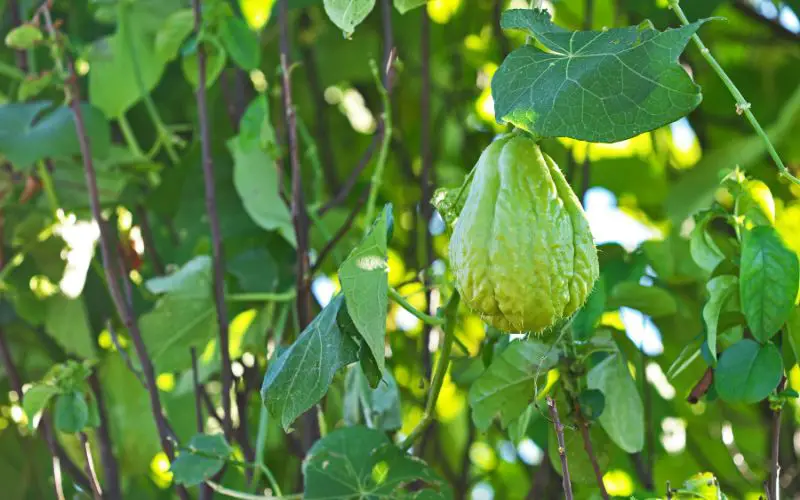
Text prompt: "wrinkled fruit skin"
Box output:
[[449, 133, 599, 333]]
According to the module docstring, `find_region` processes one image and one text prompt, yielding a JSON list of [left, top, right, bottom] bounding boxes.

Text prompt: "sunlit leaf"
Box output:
[[22, 384, 60, 430], [492, 9, 707, 142], [702, 275, 738, 363], [323, 0, 376, 36]]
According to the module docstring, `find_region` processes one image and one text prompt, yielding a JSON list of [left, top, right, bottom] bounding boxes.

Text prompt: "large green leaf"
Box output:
[[492, 9, 707, 142], [229, 97, 295, 246], [170, 434, 231, 486], [181, 40, 228, 89], [715, 339, 782, 404], [739, 226, 799, 343], [219, 15, 261, 71], [323, 0, 376, 36], [702, 275, 739, 363], [338, 205, 391, 377], [468, 339, 558, 431], [303, 426, 451, 499], [0, 102, 110, 168], [587, 350, 644, 453], [261, 295, 359, 431], [44, 294, 96, 360], [140, 256, 217, 372]]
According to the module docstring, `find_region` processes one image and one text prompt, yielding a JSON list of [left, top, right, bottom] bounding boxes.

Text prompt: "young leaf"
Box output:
[[715, 339, 782, 404], [323, 0, 376, 37], [702, 275, 739, 363], [239, 0, 277, 30], [140, 257, 217, 372], [739, 226, 800, 343], [690, 212, 727, 273], [492, 9, 708, 143], [181, 40, 227, 89], [303, 426, 451, 498], [219, 15, 261, 71], [44, 294, 96, 360], [228, 99, 295, 246], [54, 391, 90, 434], [171, 434, 231, 486], [338, 205, 392, 377], [0, 102, 110, 168], [5, 24, 43, 50], [607, 281, 677, 317], [394, 0, 427, 13], [261, 295, 359, 431], [22, 384, 60, 430], [587, 351, 644, 453], [468, 339, 558, 430]]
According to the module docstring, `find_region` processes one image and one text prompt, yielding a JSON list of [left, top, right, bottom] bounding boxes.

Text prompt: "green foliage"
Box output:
[[170, 434, 231, 486], [303, 426, 451, 498], [492, 9, 707, 142], [715, 339, 783, 404]]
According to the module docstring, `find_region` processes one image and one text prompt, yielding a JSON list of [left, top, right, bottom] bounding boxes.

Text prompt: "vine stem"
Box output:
[[669, 0, 800, 186], [399, 291, 460, 452], [227, 290, 297, 303], [363, 57, 394, 229], [191, 0, 234, 439], [546, 396, 574, 500], [388, 287, 444, 326], [78, 432, 103, 500], [768, 376, 788, 500]]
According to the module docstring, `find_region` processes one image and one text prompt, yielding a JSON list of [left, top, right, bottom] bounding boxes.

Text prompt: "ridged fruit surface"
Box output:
[[449, 133, 599, 333]]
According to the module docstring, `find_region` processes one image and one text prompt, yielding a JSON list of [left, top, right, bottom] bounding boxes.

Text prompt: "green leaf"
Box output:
[[0, 102, 110, 168], [577, 388, 605, 421], [17, 73, 54, 102], [702, 275, 739, 363], [675, 473, 725, 500], [181, 40, 227, 89], [323, 0, 376, 36], [468, 339, 558, 430], [228, 97, 295, 246], [547, 412, 612, 484], [145, 256, 213, 294], [343, 365, 402, 431], [54, 391, 89, 434], [786, 307, 800, 365], [303, 426, 451, 499], [739, 226, 800, 343], [572, 277, 606, 340], [22, 384, 60, 429], [171, 433, 231, 486], [607, 282, 677, 317], [492, 9, 707, 142], [690, 212, 727, 273], [338, 205, 391, 376], [154, 9, 194, 61], [5, 24, 43, 50], [44, 295, 96, 360], [219, 15, 261, 71], [88, 17, 170, 118], [140, 256, 217, 372], [715, 339, 782, 404], [587, 350, 644, 453], [261, 295, 359, 431], [393, 0, 427, 14]]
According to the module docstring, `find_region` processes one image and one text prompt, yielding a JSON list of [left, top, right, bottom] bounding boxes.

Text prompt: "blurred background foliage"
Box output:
[[0, 0, 799, 499]]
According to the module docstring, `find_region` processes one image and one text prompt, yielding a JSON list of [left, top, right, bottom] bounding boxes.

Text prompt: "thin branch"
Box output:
[[192, 348, 213, 500], [311, 186, 368, 274], [670, 1, 800, 187], [573, 401, 609, 499], [191, 0, 234, 439], [317, 131, 380, 216], [51, 455, 66, 500], [363, 52, 396, 227], [78, 432, 103, 500], [389, 287, 445, 326], [546, 396, 574, 500], [769, 376, 788, 500], [493, 0, 511, 58], [135, 205, 165, 275], [87, 374, 122, 499], [8, 0, 28, 72], [62, 49, 188, 498], [106, 320, 144, 386]]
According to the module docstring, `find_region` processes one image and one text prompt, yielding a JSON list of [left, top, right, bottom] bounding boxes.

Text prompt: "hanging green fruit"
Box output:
[[449, 133, 599, 333]]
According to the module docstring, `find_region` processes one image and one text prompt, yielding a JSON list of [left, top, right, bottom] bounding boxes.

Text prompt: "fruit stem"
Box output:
[[399, 291, 460, 451], [389, 287, 445, 326], [669, 1, 800, 187]]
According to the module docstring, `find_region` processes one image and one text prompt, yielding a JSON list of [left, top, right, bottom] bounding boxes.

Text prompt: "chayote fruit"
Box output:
[[449, 133, 599, 333]]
